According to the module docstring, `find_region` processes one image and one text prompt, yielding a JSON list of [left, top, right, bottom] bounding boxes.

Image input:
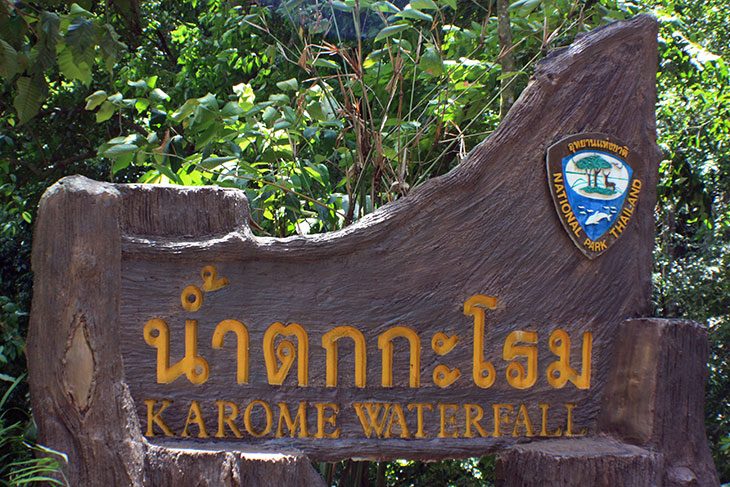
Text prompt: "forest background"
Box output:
[[1, 0, 729, 485]]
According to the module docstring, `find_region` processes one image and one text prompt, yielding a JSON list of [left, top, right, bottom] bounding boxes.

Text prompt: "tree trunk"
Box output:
[[498, 0, 516, 119]]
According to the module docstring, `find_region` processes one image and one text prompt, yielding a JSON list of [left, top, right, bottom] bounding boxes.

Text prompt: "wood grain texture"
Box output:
[[116, 13, 661, 461], [598, 319, 720, 486], [27, 177, 325, 487], [498, 318, 720, 486], [27, 12, 718, 486], [495, 438, 664, 487]]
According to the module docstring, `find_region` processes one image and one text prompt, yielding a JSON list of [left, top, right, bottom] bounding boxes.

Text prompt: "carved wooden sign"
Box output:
[[28, 14, 720, 487]]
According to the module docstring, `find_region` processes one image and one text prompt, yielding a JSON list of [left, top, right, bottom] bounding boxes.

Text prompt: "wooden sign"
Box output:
[[27, 14, 720, 487]]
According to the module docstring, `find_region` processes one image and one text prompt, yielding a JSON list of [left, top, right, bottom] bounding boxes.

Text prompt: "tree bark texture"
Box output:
[[27, 13, 718, 487], [27, 178, 325, 487], [497, 318, 720, 486]]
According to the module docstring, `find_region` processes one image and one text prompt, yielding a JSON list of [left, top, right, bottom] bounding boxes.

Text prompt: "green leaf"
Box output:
[[85, 90, 107, 110], [396, 8, 432, 22], [442, 0, 456, 9], [65, 18, 95, 57], [221, 101, 244, 118], [135, 98, 151, 113], [21, 211, 31, 223], [112, 152, 134, 173], [330, 1, 351, 11], [496, 70, 523, 80], [371, 1, 401, 13], [262, 106, 277, 123], [14, 77, 43, 125], [419, 46, 444, 76], [201, 156, 237, 169], [152, 163, 183, 185], [95, 100, 116, 122], [364, 47, 390, 64], [307, 101, 325, 121], [195, 124, 219, 149], [276, 78, 299, 91], [100, 23, 125, 71], [233, 82, 255, 111], [127, 79, 148, 90], [57, 46, 92, 84], [269, 93, 290, 105], [0, 40, 19, 79], [37, 12, 61, 71], [150, 88, 169, 102], [196, 93, 218, 110], [410, 0, 438, 10], [510, 0, 541, 14], [102, 143, 138, 158], [274, 120, 292, 130], [40, 10, 61, 34], [375, 23, 411, 41], [70, 3, 94, 17], [303, 126, 318, 140], [171, 99, 199, 122], [313, 58, 340, 69]]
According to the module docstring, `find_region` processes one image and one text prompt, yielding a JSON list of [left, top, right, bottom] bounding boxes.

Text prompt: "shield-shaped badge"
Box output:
[[547, 133, 642, 259]]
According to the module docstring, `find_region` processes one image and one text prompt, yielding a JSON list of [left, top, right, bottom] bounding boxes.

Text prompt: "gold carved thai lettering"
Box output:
[[547, 329, 592, 389], [322, 326, 367, 388], [201, 265, 229, 292], [503, 330, 538, 389], [463, 294, 498, 388], [378, 326, 421, 387], [432, 332, 461, 387], [143, 318, 209, 384], [263, 322, 309, 386], [211, 319, 249, 384]]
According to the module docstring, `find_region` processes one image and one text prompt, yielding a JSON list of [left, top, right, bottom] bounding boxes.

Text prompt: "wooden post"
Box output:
[[496, 318, 720, 486], [27, 178, 325, 486]]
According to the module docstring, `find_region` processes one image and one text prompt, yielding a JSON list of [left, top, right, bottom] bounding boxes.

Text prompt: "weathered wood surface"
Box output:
[[598, 318, 719, 486], [496, 438, 663, 486], [27, 179, 325, 487], [498, 318, 720, 486], [115, 13, 661, 461], [27, 12, 719, 487]]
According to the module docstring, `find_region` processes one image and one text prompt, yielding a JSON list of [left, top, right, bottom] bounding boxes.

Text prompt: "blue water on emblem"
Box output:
[[562, 150, 633, 241]]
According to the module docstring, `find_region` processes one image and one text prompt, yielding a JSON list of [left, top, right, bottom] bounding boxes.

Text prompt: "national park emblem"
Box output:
[[547, 133, 642, 259]]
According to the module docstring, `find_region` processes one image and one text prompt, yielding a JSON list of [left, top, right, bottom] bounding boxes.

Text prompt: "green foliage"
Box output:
[[0, 375, 68, 486], [575, 155, 611, 170], [647, 0, 730, 479], [0, 1, 126, 125], [320, 457, 494, 486]]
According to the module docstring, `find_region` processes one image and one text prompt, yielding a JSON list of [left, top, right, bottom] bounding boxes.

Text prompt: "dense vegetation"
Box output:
[[1, 0, 729, 484]]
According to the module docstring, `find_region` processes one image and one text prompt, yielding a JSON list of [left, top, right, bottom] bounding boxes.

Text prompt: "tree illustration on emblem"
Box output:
[[574, 155, 615, 195]]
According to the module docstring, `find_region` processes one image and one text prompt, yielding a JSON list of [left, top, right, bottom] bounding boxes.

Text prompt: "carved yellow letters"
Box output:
[[378, 326, 421, 387], [322, 326, 367, 388], [144, 399, 175, 437], [244, 400, 273, 437], [211, 319, 249, 384], [547, 330, 592, 389], [215, 401, 243, 438], [201, 265, 229, 292], [143, 318, 209, 384], [503, 330, 538, 389], [263, 322, 309, 386], [464, 294, 498, 388]]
